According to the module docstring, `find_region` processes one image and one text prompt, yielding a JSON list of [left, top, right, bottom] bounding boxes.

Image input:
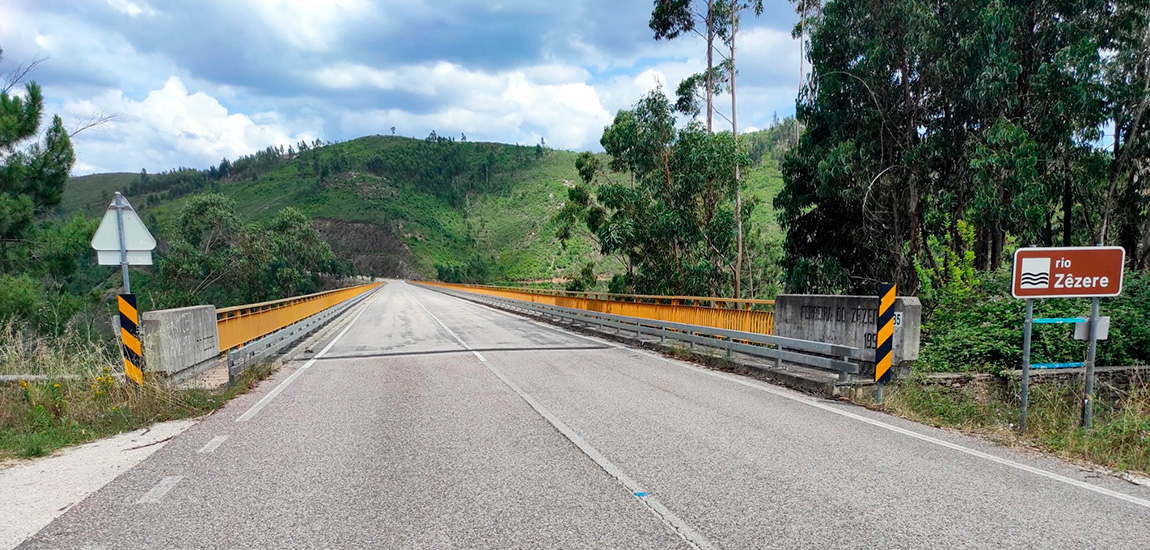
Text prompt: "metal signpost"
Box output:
[[91, 193, 157, 386], [1012, 246, 1125, 430]]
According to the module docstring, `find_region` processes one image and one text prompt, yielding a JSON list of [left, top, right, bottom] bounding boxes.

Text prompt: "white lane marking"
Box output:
[[406, 288, 714, 549], [405, 290, 487, 363], [429, 286, 1150, 512], [197, 436, 228, 454], [235, 289, 379, 422], [650, 356, 1150, 511], [137, 476, 183, 504]]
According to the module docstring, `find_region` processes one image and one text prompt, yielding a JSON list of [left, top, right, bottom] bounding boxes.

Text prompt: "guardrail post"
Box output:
[[227, 349, 237, 385]]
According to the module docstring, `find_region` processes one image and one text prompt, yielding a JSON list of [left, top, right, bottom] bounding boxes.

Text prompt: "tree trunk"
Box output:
[[901, 36, 920, 291], [992, 226, 1005, 271], [1102, 46, 1150, 244], [1043, 209, 1053, 247], [731, 12, 742, 299], [797, 2, 805, 144], [975, 223, 998, 271], [702, 0, 716, 287], [1140, 205, 1150, 270], [705, 0, 714, 134], [1062, 167, 1073, 246]]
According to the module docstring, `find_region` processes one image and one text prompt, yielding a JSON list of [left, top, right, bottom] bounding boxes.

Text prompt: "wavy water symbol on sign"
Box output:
[[1019, 257, 1051, 289]]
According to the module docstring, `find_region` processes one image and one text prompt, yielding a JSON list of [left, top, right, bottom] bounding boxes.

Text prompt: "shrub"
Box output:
[[919, 270, 1150, 373]]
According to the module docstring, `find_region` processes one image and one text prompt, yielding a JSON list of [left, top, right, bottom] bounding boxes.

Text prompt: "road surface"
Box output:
[[21, 280, 1150, 548]]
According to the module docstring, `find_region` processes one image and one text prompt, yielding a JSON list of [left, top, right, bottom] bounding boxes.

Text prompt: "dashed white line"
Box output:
[[235, 289, 380, 422], [405, 290, 487, 363], [136, 476, 183, 504], [197, 436, 228, 454], [406, 287, 714, 549], [432, 286, 1150, 512]]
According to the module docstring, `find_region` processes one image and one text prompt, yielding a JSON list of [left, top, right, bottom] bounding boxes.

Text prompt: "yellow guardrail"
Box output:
[[418, 281, 775, 334], [216, 281, 384, 351]]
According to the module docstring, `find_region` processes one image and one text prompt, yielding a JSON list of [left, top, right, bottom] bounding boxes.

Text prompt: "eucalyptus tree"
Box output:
[[776, 0, 1134, 293], [559, 89, 748, 296], [1100, 1, 1150, 260], [718, 0, 763, 298], [650, 0, 723, 132]]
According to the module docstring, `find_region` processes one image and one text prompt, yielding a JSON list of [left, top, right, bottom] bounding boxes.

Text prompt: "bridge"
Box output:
[[21, 280, 1150, 548]]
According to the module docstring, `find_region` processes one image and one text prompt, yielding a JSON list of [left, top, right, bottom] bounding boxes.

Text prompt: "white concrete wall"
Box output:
[[141, 305, 219, 376]]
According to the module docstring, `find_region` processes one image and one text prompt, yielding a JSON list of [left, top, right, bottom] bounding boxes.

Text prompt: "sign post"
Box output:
[[1084, 296, 1100, 428], [1012, 246, 1125, 430], [1020, 299, 1033, 432], [91, 193, 156, 387]]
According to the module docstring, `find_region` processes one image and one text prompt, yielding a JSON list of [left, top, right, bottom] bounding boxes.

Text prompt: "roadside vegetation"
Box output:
[[0, 49, 352, 461], [881, 264, 1150, 474], [884, 372, 1150, 474], [0, 321, 273, 460]]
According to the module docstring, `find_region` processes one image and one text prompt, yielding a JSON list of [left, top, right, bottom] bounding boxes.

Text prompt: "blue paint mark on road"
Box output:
[[634, 492, 648, 497]]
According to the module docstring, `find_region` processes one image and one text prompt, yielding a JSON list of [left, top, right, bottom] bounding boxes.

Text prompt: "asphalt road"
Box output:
[[22, 280, 1150, 549]]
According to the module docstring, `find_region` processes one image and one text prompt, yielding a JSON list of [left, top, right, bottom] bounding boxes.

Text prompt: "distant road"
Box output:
[[23, 281, 1150, 548]]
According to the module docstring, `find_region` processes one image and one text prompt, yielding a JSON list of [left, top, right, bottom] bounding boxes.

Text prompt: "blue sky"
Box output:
[[1, 0, 802, 175]]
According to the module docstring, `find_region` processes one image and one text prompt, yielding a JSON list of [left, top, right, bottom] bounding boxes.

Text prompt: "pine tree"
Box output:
[[0, 48, 75, 243]]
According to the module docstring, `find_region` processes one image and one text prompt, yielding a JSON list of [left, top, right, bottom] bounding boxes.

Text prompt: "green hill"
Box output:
[[61, 128, 790, 283], [61, 172, 138, 214]]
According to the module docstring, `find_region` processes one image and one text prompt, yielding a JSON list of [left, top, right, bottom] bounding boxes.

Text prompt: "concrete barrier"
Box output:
[[141, 305, 219, 378], [775, 294, 921, 377]]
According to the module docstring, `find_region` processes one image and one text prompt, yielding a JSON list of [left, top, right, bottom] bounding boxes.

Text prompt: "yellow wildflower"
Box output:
[[53, 383, 61, 388], [19, 380, 28, 389]]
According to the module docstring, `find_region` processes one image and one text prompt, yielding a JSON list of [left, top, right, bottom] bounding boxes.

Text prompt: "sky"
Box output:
[[1, 0, 802, 175]]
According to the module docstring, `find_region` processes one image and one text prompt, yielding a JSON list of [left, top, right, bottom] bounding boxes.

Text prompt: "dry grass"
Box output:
[[0, 321, 273, 459], [0, 321, 117, 378], [883, 372, 1150, 474]]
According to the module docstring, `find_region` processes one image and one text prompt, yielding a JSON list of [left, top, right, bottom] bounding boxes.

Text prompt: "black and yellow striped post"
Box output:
[[875, 283, 896, 402], [118, 293, 144, 387]]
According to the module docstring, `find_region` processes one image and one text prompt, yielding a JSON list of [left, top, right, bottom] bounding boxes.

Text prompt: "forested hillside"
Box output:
[[61, 128, 791, 286]]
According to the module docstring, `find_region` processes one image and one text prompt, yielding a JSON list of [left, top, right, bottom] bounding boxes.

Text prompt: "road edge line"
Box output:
[[423, 284, 1150, 512], [234, 288, 380, 422]]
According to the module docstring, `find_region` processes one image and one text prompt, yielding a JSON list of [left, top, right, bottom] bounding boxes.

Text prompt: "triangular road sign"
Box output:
[[91, 193, 157, 265]]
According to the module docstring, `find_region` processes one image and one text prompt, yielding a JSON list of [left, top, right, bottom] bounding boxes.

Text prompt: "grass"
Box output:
[[57, 172, 138, 216], [0, 322, 274, 460], [881, 372, 1150, 474]]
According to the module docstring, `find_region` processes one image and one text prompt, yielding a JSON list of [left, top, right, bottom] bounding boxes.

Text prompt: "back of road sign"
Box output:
[[91, 194, 157, 266], [1011, 247, 1125, 299]]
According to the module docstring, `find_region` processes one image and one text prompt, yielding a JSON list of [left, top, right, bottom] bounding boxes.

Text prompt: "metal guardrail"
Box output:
[[418, 283, 858, 380], [420, 281, 776, 335], [226, 283, 383, 382], [216, 281, 384, 351], [476, 283, 776, 308]]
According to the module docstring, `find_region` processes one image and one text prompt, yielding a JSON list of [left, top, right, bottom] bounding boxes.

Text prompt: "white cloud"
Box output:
[[5, 0, 802, 173], [247, 0, 378, 52], [322, 61, 613, 150], [63, 77, 319, 174], [105, 0, 157, 18]]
